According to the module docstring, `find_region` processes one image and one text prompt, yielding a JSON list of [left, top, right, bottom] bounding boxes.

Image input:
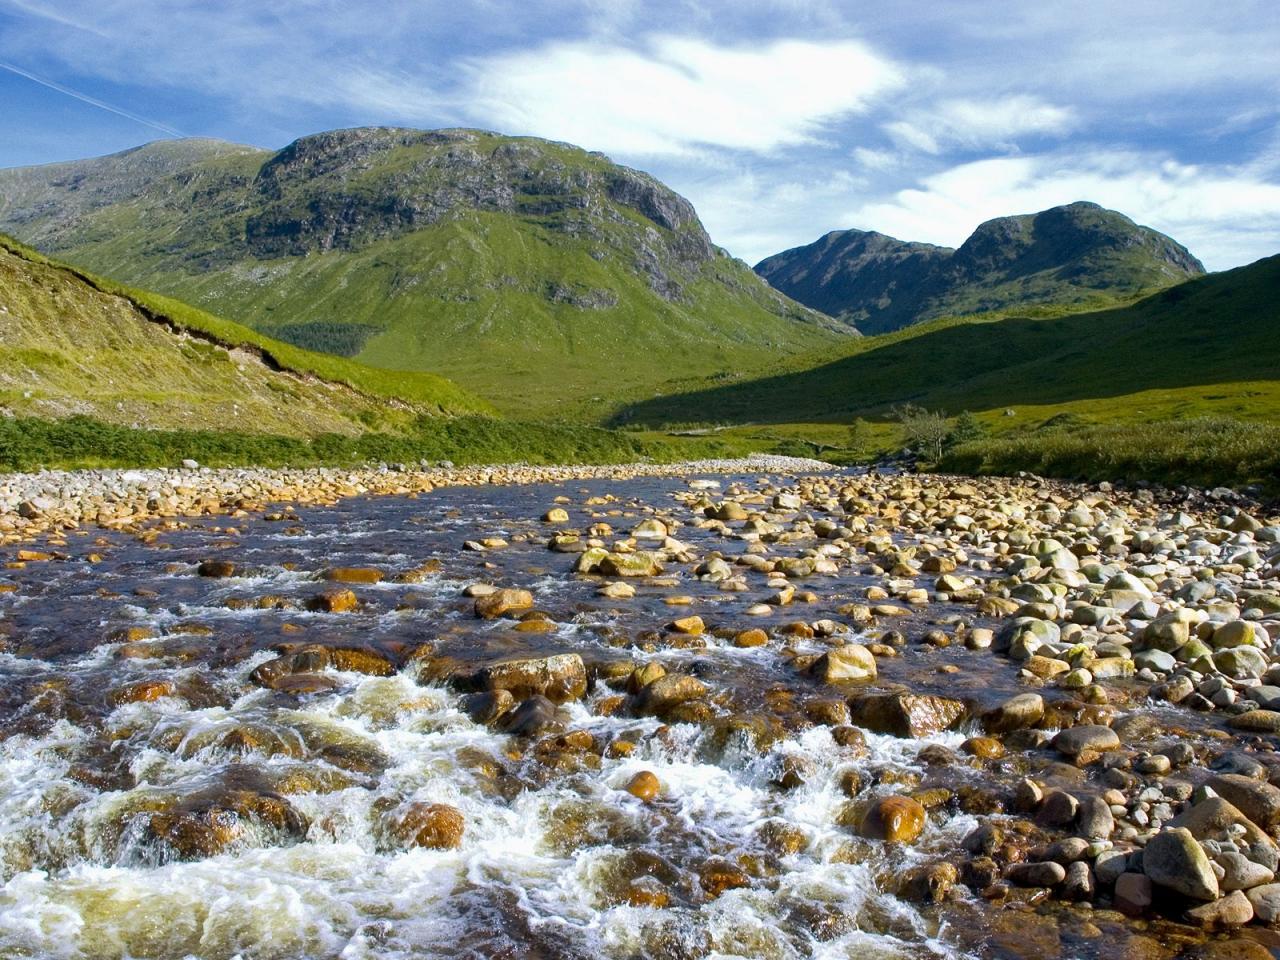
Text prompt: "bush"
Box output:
[[939, 417, 1280, 491], [0, 415, 720, 472]]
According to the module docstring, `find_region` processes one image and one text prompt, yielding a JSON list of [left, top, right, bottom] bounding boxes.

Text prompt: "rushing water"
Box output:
[[0, 473, 1067, 960]]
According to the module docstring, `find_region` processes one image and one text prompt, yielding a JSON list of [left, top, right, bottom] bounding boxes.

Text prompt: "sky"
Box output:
[[1, 0, 1278, 271]]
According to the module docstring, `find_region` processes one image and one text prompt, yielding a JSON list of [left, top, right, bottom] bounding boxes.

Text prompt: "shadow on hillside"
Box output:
[[613, 258, 1279, 426]]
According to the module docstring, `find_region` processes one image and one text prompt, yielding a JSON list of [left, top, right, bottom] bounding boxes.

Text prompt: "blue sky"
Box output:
[[1, 0, 1278, 270]]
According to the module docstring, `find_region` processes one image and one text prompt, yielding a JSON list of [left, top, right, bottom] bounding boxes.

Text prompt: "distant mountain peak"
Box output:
[[756, 201, 1205, 333]]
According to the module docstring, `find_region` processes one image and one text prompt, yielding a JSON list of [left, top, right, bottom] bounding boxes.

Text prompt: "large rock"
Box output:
[[1208, 775, 1280, 828], [849, 693, 967, 738], [810, 644, 877, 683], [1172, 797, 1278, 859], [474, 653, 587, 703], [1143, 827, 1219, 900], [1051, 724, 1119, 759], [982, 693, 1045, 733], [388, 802, 465, 850], [859, 796, 926, 843], [635, 674, 710, 713], [474, 588, 534, 619], [600, 552, 664, 578], [1185, 890, 1253, 930]]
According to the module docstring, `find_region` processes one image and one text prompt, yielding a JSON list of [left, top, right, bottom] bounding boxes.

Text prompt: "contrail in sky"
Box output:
[[0, 59, 184, 137]]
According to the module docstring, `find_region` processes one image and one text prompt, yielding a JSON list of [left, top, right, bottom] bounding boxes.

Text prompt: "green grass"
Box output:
[[0, 414, 755, 472], [0, 130, 844, 418], [942, 417, 1280, 491], [620, 254, 1280, 428]]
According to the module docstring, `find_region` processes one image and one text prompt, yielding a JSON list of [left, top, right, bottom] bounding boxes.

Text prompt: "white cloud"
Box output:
[[460, 35, 905, 156], [886, 95, 1077, 154], [848, 152, 1280, 271]]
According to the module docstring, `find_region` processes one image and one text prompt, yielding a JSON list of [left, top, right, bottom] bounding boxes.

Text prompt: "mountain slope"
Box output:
[[0, 234, 493, 435], [755, 202, 1205, 334], [620, 253, 1280, 426], [0, 128, 848, 417]]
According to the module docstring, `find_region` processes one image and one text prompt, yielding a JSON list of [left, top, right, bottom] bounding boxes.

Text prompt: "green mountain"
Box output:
[[620, 253, 1280, 426], [0, 128, 847, 418], [0, 233, 493, 436], [755, 201, 1205, 334]]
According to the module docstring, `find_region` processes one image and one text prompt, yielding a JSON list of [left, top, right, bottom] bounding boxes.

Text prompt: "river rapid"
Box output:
[[0, 470, 1275, 960]]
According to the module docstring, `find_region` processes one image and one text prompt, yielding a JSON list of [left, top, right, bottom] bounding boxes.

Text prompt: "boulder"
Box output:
[[859, 796, 926, 843], [1185, 890, 1253, 930], [809, 644, 877, 683], [1208, 775, 1280, 828], [475, 653, 587, 703], [1143, 827, 1219, 900], [849, 693, 967, 738], [1051, 724, 1119, 758], [474, 588, 534, 619], [389, 802, 465, 850], [982, 693, 1045, 733]]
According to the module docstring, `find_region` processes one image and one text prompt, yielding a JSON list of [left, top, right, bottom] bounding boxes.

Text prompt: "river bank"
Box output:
[[0, 453, 837, 543]]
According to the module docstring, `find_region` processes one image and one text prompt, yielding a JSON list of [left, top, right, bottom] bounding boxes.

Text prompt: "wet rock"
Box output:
[[623, 770, 662, 802], [389, 802, 465, 850], [1051, 724, 1120, 759], [982, 693, 1045, 733], [499, 695, 561, 737], [850, 693, 967, 738], [1143, 827, 1219, 900], [1112, 872, 1156, 920], [474, 588, 535, 619], [323, 566, 384, 584], [859, 795, 926, 844], [475, 653, 587, 703], [1006, 861, 1066, 887], [305, 588, 359, 613], [1185, 890, 1253, 929], [809, 644, 877, 683], [635, 674, 709, 714], [462, 689, 515, 725], [197, 559, 236, 578], [145, 775, 309, 860], [600, 552, 664, 578], [905, 862, 959, 903], [698, 858, 751, 899], [1228, 710, 1280, 734]]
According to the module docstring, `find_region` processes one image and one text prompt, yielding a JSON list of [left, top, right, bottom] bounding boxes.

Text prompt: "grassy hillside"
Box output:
[[619, 255, 1280, 429], [0, 129, 846, 418], [0, 233, 493, 435], [756, 202, 1204, 334]]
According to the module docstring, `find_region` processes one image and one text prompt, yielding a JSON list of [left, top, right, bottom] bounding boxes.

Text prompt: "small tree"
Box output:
[[892, 403, 949, 462], [946, 411, 986, 450], [846, 417, 871, 457]]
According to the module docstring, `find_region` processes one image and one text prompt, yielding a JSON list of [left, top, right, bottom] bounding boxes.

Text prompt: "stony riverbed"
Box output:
[[1, 465, 1279, 960]]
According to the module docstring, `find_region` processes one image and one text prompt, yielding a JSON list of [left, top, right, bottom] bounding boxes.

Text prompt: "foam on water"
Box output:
[[0, 664, 969, 959]]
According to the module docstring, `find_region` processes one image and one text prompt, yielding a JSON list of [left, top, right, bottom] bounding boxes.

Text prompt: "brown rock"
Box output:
[[305, 588, 359, 613], [475, 653, 587, 703], [623, 771, 662, 802], [474, 588, 535, 619], [849, 693, 968, 738], [391, 802, 465, 850], [859, 795, 926, 844], [323, 566, 384, 584]]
